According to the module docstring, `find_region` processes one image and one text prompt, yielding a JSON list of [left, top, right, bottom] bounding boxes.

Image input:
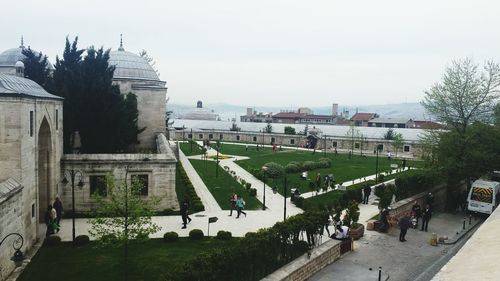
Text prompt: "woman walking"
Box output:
[[236, 196, 246, 218]]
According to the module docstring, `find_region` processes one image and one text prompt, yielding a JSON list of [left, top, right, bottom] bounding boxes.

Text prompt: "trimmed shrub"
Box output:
[[193, 201, 205, 212], [216, 230, 232, 240], [318, 158, 332, 165], [285, 163, 301, 173], [378, 174, 385, 182], [293, 196, 305, 208], [163, 231, 179, 242], [263, 162, 285, 179], [44, 235, 62, 246], [74, 235, 90, 246], [346, 188, 362, 203], [317, 160, 330, 168], [302, 161, 316, 171], [245, 182, 252, 190], [189, 229, 204, 240], [249, 188, 257, 197]]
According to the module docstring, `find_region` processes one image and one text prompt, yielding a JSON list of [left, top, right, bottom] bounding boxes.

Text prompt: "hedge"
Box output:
[[178, 163, 205, 212], [189, 229, 204, 240], [163, 231, 179, 242]]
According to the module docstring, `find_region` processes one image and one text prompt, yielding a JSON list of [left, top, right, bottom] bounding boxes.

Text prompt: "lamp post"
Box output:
[[0, 233, 25, 268], [262, 166, 268, 210], [215, 140, 220, 178], [62, 169, 84, 243], [375, 148, 379, 183], [283, 175, 287, 221]]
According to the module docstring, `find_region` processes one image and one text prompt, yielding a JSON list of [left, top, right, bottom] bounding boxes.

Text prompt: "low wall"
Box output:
[[262, 239, 350, 281]]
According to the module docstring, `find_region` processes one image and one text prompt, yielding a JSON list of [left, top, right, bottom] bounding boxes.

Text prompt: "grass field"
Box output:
[[189, 159, 262, 210], [18, 238, 238, 281], [179, 142, 204, 156]]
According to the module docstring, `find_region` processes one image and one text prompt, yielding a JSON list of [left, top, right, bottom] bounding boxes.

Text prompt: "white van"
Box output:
[[467, 179, 500, 215]]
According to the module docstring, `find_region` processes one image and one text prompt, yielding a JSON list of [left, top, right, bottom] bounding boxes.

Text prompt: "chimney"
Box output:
[[332, 103, 338, 116]]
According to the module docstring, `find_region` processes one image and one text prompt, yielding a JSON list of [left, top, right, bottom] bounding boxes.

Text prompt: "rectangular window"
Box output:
[[90, 175, 107, 197], [55, 109, 59, 130], [219, 134, 223, 140], [188, 134, 193, 139], [271, 137, 275, 143], [332, 141, 337, 147], [377, 144, 384, 152], [290, 139, 295, 145], [355, 143, 360, 149], [29, 111, 34, 137], [208, 134, 213, 139], [198, 134, 203, 139], [253, 136, 257, 142], [403, 145, 410, 152], [236, 135, 240, 141], [132, 174, 149, 196]]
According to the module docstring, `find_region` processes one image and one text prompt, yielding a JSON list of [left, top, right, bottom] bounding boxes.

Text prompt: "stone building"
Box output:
[[108, 39, 167, 150], [0, 70, 63, 276]]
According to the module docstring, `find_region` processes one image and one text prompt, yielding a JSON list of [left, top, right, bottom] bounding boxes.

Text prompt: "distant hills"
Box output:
[[169, 102, 431, 121]]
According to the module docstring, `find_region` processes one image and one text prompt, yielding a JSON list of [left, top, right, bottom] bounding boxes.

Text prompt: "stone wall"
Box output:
[[61, 134, 179, 213], [170, 129, 421, 158], [262, 239, 347, 281]]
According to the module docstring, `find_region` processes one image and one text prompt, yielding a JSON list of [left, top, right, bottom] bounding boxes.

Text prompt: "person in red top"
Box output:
[[229, 192, 237, 216]]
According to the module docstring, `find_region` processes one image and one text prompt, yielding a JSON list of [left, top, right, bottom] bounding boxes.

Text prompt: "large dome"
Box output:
[[108, 49, 160, 81], [0, 46, 53, 69]]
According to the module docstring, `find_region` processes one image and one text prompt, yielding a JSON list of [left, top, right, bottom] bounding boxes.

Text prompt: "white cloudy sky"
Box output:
[[2, 0, 499, 107]]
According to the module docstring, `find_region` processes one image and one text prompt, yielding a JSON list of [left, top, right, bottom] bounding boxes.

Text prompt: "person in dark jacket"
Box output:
[[379, 208, 390, 233], [53, 196, 63, 231], [363, 185, 371, 204], [411, 201, 421, 227], [421, 204, 432, 232], [398, 212, 411, 242], [180, 198, 192, 229], [45, 205, 55, 236]]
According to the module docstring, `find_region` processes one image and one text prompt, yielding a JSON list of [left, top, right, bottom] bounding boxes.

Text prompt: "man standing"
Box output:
[[53, 196, 63, 233], [398, 212, 411, 242], [180, 198, 192, 229], [421, 204, 432, 232], [411, 201, 421, 227], [363, 185, 371, 204]]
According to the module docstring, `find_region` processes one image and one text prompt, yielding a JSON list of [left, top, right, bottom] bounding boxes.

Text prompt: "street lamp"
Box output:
[[0, 233, 25, 267], [62, 169, 84, 243], [215, 141, 220, 178], [375, 147, 379, 183], [262, 166, 268, 210], [283, 175, 287, 221]]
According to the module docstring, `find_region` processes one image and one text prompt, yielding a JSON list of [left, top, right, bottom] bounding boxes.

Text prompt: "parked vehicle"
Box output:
[[467, 179, 500, 215]]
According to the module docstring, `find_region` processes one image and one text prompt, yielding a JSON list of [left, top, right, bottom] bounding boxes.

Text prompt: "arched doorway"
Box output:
[[38, 117, 52, 223]]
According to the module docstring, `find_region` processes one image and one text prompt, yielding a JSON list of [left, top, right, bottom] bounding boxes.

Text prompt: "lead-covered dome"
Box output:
[[0, 46, 53, 69], [108, 49, 160, 81]]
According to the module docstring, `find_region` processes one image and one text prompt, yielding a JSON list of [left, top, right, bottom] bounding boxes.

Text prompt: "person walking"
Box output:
[[421, 204, 432, 232], [315, 173, 321, 190], [229, 192, 237, 216], [363, 184, 371, 204], [398, 212, 411, 242], [53, 196, 63, 232], [236, 195, 246, 218], [411, 201, 421, 227], [45, 205, 55, 236], [180, 198, 192, 229]]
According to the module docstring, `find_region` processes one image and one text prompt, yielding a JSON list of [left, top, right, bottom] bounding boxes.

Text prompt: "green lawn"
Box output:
[[179, 142, 204, 156], [18, 238, 238, 281], [189, 159, 262, 210]]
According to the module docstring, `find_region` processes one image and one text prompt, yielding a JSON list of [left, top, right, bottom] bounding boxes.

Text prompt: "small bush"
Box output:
[[378, 174, 385, 182], [285, 163, 301, 173], [249, 188, 257, 197], [216, 230, 232, 240], [193, 202, 205, 212], [44, 235, 62, 246], [74, 235, 90, 246], [293, 196, 305, 208], [245, 182, 252, 190], [189, 229, 204, 240], [318, 158, 332, 165], [302, 161, 316, 171], [163, 232, 179, 242], [317, 160, 330, 168], [263, 162, 285, 178]]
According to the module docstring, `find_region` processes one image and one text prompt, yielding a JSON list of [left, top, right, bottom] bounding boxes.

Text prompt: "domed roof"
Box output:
[[108, 49, 160, 81], [0, 46, 53, 69], [0, 73, 62, 100]]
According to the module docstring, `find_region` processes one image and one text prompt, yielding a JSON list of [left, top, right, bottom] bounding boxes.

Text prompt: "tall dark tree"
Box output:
[[22, 47, 50, 87], [50, 37, 143, 153]]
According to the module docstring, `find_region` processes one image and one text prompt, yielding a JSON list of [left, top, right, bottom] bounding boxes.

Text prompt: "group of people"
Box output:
[[45, 196, 63, 236], [229, 192, 247, 218], [398, 198, 433, 242]]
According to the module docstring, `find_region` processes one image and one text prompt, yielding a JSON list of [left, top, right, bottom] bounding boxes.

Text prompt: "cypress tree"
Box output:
[[21, 47, 50, 88]]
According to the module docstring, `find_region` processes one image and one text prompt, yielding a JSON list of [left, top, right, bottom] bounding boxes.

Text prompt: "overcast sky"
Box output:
[[2, 0, 499, 107]]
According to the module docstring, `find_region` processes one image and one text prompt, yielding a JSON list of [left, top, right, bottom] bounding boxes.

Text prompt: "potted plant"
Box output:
[[346, 200, 364, 240]]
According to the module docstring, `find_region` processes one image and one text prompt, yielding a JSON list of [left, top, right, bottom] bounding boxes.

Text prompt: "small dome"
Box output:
[[0, 47, 53, 69], [15, 61, 24, 68], [108, 49, 160, 81]]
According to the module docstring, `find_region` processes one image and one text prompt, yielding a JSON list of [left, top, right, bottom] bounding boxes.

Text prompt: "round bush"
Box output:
[[263, 162, 285, 178], [163, 231, 179, 242], [293, 196, 305, 208], [245, 182, 252, 190], [302, 161, 316, 171], [74, 235, 90, 246], [44, 235, 62, 246], [249, 188, 257, 197], [285, 163, 301, 173], [216, 230, 232, 240], [189, 229, 204, 240], [317, 160, 331, 168]]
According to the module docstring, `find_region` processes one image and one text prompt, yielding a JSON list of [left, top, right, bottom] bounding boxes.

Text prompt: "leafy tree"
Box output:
[[230, 121, 241, 131], [50, 37, 144, 153], [284, 126, 296, 135], [383, 128, 395, 140], [392, 132, 404, 158], [422, 58, 500, 136], [89, 174, 160, 281], [139, 49, 160, 77], [264, 122, 273, 133], [22, 47, 50, 87], [345, 125, 361, 157]]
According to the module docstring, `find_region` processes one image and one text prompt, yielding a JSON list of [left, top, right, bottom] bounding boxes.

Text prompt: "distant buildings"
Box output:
[[350, 112, 379, 126], [242, 103, 344, 125], [181, 100, 220, 121], [240, 107, 273, 122], [368, 117, 415, 128]]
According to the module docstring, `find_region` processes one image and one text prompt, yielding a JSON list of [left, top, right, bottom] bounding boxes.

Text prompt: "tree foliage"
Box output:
[[50, 37, 144, 153], [284, 126, 296, 135], [391, 132, 404, 158], [139, 49, 160, 78], [21, 47, 50, 87], [422, 58, 500, 135], [383, 128, 395, 140], [264, 122, 273, 133]]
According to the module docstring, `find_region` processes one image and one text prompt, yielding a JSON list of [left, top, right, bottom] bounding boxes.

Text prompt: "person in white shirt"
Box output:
[[332, 224, 350, 240]]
